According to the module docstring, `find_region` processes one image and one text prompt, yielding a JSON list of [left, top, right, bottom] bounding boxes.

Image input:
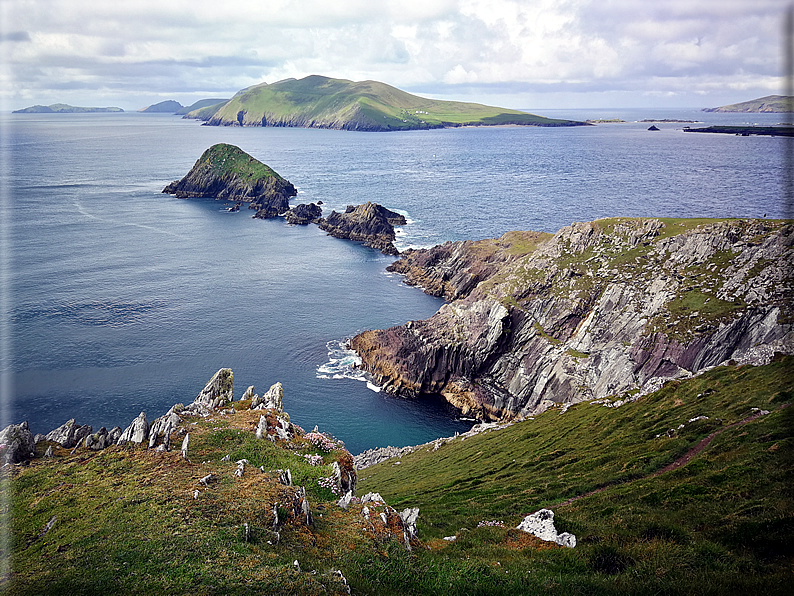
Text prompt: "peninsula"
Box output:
[[187, 75, 587, 131], [703, 95, 793, 113], [351, 218, 793, 421]]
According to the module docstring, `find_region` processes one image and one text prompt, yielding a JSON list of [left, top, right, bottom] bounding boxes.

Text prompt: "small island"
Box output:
[[162, 143, 297, 218], [12, 103, 124, 113]]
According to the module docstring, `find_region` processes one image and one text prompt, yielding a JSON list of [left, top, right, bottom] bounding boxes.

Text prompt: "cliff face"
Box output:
[[318, 202, 406, 255], [351, 218, 794, 420], [162, 143, 297, 216]]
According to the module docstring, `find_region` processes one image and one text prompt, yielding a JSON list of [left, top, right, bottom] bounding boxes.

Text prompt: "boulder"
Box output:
[[116, 412, 149, 445], [0, 421, 36, 464], [516, 509, 576, 548]]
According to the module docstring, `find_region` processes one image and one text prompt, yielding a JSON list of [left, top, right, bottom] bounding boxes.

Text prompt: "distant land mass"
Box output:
[[12, 103, 123, 113], [176, 98, 229, 115], [187, 75, 587, 131], [139, 100, 183, 113], [703, 95, 793, 113]]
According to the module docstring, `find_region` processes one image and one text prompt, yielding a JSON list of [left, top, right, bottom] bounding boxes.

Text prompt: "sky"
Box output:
[[1, 0, 791, 112]]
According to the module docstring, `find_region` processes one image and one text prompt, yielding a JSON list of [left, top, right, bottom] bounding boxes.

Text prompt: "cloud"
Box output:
[[3, 0, 790, 109]]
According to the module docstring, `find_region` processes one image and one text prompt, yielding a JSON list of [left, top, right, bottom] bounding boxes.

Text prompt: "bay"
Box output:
[[2, 108, 787, 453]]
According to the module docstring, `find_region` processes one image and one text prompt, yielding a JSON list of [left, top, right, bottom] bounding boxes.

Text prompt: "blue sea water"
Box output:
[[1, 109, 788, 453]]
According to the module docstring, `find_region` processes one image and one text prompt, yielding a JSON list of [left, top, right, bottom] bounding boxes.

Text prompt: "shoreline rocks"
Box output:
[[351, 218, 794, 421], [318, 202, 406, 255]]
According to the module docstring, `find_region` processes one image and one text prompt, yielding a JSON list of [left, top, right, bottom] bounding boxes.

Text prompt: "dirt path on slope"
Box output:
[[557, 405, 787, 508]]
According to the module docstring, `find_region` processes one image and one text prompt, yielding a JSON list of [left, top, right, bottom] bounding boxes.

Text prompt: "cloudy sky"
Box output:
[[1, 0, 790, 111]]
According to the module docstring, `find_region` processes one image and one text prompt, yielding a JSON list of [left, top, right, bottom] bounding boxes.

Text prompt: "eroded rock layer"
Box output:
[[351, 218, 794, 420]]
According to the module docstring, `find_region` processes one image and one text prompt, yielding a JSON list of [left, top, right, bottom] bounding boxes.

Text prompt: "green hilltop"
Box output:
[[703, 95, 793, 113], [12, 103, 123, 113], [195, 75, 586, 131]]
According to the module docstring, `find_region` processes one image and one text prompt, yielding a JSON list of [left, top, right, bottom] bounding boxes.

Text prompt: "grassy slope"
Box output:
[[704, 95, 793, 113], [358, 357, 794, 594], [196, 143, 283, 180], [6, 358, 792, 594], [211, 75, 580, 130]]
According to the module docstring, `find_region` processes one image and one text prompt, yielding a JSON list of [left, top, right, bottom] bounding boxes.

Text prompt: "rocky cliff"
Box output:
[[351, 218, 794, 420], [318, 202, 406, 255], [162, 143, 297, 217]]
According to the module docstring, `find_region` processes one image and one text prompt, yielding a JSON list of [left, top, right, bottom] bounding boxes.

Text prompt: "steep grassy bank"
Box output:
[[5, 358, 792, 594], [357, 356, 793, 594]]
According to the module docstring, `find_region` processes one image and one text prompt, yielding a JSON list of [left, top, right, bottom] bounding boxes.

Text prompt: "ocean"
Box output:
[[2, 108, 787, 454]]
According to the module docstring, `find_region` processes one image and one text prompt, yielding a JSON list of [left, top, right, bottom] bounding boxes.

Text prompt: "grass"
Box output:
[[196, 144, 283, 181], [357, 357, 794, 593], [5, 358, 793, 594]]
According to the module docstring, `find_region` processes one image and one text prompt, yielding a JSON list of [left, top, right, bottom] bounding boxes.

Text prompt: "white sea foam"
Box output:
[[317, 339, 382, 393]]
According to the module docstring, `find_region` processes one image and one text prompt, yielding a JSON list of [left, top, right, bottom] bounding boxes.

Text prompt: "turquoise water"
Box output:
[[3, 110, 786, 453]]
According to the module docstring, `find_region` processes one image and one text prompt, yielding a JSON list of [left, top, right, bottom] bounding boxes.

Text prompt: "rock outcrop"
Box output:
[[162, 144, 297, 217], [351, 218, 794, 420], [285, 203, 323, 225], [318, 202, 406, 255], [0, 421, 37, 464], [45, 419, 94, 449], [516, 509, 576, 548], [191, 368, 234, 412]]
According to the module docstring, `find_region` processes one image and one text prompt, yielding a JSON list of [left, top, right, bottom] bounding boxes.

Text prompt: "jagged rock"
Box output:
[[148, 408, 182, 450], [399, 507, 420, 546], [241, 386, 257, 402], [337, 492, 353, 510], [332, 460, 357, 496], [198, 474, 214, 486], [107, 427, 122, 444], [516, 509, 576, 548], [361, 492, 385, 504], [234, 459, 247, 477], [33, 434, 46, 444], [285, 203, 323, 225], [84, 427, 111, 451], [162, 145, 296, 218], [181, 433, 190, 460], [351, 219, 794, 420], [255, 415, 267, 440], [279, 468, 293, 486], [44, 445, 54, 458], [0, 422, 37, 464], [292, 486, 313, 526], [252, 382, 283, 412], [318, 202, 406, 255], [117, 412, 149, 445], [354, 445, 415, 470], [191, 368, 234, 412], [45, 419, 93, 449]]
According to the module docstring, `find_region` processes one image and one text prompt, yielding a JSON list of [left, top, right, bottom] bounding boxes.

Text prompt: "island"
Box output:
[[184, 75, 588, 131], [12, 103, 123, 113], [703, 95, 793, 113], [683, 125, 794, 137], [162, 143, 297, 217]]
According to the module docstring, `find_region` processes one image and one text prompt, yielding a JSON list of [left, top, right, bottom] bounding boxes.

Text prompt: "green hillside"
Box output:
[[703, 95, 793, 113], [6, 357, 792, 594], [203, 75, 585, 131]]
